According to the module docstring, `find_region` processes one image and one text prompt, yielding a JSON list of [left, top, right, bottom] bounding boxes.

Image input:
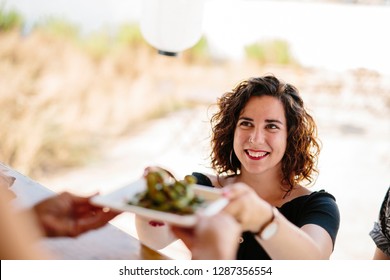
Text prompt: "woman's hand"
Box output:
[[33, 192, 120, 237], [222, 183, 272, 233]]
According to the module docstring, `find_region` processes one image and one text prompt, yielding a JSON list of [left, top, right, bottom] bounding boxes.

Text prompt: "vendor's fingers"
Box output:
[[64, 192, 93, 205], [72, 211, 117, 236]]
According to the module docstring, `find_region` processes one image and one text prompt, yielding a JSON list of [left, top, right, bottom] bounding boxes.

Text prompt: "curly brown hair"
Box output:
[[210, 75, 321, 190]]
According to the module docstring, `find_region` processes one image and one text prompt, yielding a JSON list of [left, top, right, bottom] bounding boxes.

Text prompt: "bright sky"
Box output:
[[203, 0, 390, 74], [5, 0, 390, 74]]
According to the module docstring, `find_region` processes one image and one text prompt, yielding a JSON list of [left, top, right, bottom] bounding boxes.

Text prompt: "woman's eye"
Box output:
[[267, 124, 279, 130], [239, 121, 252, 127]]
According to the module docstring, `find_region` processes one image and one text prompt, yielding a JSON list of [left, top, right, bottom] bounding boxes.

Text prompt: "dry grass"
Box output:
[[0, 30, 203, 177]]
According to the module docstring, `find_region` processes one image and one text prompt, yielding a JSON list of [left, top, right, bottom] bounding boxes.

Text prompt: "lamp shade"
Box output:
[[140, 0, 206, 56]]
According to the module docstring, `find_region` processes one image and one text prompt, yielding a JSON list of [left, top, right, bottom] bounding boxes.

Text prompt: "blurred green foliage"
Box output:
[[81, 30, 112, 59], [183, 36, 211, 63], [35, 17, 80, 40], [245, 39, 298, 66], [0, 4, 23, 31], [116, 23, 144, 46]]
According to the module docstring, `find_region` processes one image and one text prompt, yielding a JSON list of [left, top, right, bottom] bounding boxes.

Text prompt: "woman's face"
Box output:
[[233, 95, 287, 176]]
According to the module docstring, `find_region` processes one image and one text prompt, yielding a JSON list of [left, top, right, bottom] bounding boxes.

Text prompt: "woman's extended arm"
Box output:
[[223, 183, 334, 260]]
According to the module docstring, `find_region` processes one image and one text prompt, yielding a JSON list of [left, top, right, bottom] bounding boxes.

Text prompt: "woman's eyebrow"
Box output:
[[265, 119, 284, 125], [238, 117, 253, 121]]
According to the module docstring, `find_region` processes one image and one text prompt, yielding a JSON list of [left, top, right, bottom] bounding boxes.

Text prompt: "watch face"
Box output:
[[261, 221, 278, 240]]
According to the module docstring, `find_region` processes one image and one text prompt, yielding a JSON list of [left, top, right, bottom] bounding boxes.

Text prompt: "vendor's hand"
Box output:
[[33, 192, 120, 237], [171, 213, 241, 260], [222, 183, 271, 233]]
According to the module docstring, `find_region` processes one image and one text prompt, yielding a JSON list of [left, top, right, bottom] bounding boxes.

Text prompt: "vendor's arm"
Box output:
[[0, 184, 48, 259]]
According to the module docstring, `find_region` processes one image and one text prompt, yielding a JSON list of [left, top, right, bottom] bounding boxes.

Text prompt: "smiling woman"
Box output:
[[182, 75, 340, 260]]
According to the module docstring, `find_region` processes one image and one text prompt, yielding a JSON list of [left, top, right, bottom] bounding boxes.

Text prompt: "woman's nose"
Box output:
[[250, 130, 265, 144]]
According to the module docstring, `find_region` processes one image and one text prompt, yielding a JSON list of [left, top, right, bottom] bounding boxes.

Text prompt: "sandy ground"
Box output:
[[39, 92, 390, 260]]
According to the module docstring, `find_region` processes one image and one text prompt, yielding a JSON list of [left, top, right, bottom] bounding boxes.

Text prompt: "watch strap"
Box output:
[[255, 206, 278, 239]]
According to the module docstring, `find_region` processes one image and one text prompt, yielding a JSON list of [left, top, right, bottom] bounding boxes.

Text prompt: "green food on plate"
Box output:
[[128, 167, 205, 215]]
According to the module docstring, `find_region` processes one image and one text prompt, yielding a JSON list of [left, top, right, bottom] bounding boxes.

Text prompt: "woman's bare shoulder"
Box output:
[[208, 174, 234, 189]]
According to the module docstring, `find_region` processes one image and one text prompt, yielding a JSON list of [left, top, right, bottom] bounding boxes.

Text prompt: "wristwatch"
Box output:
[[256, 207, 279, 240]]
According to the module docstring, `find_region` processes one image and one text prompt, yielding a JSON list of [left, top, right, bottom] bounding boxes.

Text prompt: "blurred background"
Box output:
[[1, 0, 389, 259]]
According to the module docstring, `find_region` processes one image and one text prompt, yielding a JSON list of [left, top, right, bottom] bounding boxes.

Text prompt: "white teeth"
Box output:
[[248, 151, 267, 157]]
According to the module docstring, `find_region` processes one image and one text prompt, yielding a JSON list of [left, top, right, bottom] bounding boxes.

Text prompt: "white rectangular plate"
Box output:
[[91, 178, 228, 227]]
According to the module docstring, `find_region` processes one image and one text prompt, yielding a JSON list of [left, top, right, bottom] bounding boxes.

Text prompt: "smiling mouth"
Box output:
[[245, 150, 269, 159]]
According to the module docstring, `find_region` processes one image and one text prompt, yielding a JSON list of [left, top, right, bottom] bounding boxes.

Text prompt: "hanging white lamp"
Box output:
[[140, 0, 206, 56]]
